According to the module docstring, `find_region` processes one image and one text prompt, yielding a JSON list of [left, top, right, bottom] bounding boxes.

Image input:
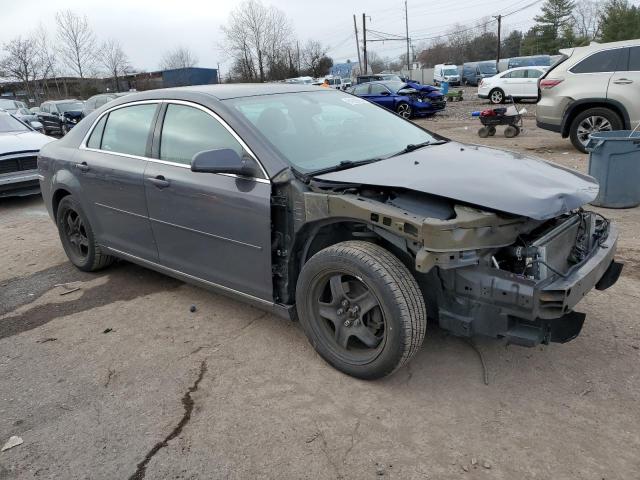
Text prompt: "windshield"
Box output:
[[479, 63, 496, 74], [443, 68, 458, 75], [381, 74, 402, 81], [226, 90, 438, 173], [58, 102, 84, 113], [0, 114, 30, 133]]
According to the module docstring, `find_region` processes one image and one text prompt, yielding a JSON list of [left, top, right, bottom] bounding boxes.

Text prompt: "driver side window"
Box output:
[[370, 84, 389, 95], [159, 104, 248, 169]]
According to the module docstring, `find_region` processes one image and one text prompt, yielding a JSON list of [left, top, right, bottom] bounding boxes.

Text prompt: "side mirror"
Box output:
[[380, 91, 390, 96], [30, 121, 44, 131], [191, 148, 257, 177]]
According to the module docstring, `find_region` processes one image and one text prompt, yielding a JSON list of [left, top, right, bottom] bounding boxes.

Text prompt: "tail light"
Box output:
[[479, 79, 484, 87], [540, 78, 563, 89]]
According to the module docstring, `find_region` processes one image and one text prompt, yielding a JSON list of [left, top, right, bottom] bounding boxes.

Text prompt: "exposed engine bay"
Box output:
[[271, 172, 621, 348]]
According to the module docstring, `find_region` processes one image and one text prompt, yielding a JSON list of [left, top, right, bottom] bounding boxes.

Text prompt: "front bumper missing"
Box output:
[[436, 223, 622, 346]]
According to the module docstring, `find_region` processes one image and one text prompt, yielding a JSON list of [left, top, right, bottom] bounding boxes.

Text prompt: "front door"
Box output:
[[38, 104, 60, 133], [608, 46, 640, 128], [144, 102, 273, 301], [367, 83, 395, 110], [78, 102, 159, 261]]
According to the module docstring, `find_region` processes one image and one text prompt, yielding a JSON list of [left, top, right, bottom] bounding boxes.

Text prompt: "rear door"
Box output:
[[608, 46, 640, 127], [523, 69, 544, 97], [501, 69, 527, 97], [78, 101, 159, 261], [144, 101, 273, 300]]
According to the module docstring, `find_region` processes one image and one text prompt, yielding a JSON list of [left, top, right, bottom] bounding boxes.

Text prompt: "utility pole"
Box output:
[[495, 14, 502, 66], [362, 13, 368, 74], [405, 0, 410, 72], [217, 62, 222, 83], [353, 14, 363, 74]]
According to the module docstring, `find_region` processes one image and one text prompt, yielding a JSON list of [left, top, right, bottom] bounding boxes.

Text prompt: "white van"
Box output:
[[433, 64, 461, 86]]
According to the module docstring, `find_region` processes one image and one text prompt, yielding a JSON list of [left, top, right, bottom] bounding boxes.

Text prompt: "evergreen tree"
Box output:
[[600, 0, 640, 42], [502, 30, 523, 58], [531, 0, 576, 52]]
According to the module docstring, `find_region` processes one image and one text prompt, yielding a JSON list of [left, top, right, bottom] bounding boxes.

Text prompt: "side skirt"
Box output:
[[105, 246, 296, 321]]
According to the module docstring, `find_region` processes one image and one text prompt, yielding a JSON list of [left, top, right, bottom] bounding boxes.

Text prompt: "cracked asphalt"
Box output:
[[1, 113, 640, 479]]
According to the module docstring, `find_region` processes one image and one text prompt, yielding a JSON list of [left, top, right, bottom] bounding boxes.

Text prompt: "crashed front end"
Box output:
[[399, 88, 446, 116], [309, 188, 622, 347]]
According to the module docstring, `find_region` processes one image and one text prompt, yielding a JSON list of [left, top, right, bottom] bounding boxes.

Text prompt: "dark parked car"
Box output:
[[348, 81, 445, 118], [82, 92, 132, 118], [0, 111, 53, 197], [38, 100, 84, 136], [39, 84, 622, 379]]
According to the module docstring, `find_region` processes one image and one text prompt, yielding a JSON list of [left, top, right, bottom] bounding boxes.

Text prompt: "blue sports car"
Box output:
[[348, 81, 446, 119]]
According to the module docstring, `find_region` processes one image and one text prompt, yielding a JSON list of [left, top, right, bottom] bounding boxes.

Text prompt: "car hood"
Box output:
[[0, 130, 55, 153], [407, 82, 439, 93], [315, 142, 599, 220]]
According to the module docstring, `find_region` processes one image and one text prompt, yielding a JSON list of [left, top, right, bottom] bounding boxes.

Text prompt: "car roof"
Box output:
[[45, 99, 81, 104], [503, 66, 545, 72], [138, 83, 325, 100]]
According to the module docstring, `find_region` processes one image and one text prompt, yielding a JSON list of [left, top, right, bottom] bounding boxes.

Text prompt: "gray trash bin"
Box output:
[[585, 130, 640, 208]]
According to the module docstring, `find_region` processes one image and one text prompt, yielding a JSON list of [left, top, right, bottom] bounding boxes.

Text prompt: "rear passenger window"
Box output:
[[160, 104, 244, 165], [570, 48, 626, 73], [629, 47, 640, 71], [100, 104, 157, 157], [527, 69, 543, 78], [504, 70, 526, 78], [87, 115, 107, 149]]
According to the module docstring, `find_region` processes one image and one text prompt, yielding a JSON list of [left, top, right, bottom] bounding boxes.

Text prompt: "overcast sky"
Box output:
[[2, 0, 632, 76]]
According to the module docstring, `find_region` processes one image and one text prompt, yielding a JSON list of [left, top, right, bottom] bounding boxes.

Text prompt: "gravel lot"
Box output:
[[1, 89, 639, 479]]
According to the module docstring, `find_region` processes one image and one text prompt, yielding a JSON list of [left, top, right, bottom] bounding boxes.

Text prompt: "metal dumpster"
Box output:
[[585, 131, 640, 208]]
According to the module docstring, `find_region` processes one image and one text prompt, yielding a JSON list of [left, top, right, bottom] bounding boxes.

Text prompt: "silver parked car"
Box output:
[[0, 111, 54, 197], [38, 84, 622, 379], [537, 39, 640, 152]]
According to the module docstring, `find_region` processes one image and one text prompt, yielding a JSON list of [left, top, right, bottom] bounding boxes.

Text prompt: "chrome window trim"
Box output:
[[79, 98, 270, 183]]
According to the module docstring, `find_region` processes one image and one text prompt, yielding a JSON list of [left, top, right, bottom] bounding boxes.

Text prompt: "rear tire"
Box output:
[[569, 107, 622, 153], [56, 195, 114, 272], [478, 127, 490, 138], [504, 125, 519, 138], [295, 241, 426, 380], [488, 126, 496, 136]]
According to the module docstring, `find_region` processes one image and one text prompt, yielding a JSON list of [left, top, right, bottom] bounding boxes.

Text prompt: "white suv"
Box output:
[[537, 39, 640, 152], [478, 66, 547, 104]]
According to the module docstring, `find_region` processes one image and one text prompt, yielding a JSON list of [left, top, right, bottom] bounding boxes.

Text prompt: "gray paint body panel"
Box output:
[[144, 161, 273, 300], [317, 143, 599, 220]]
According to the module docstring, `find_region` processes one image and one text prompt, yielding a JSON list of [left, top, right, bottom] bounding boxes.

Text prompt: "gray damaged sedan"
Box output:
[[38, 84, 622, 379]]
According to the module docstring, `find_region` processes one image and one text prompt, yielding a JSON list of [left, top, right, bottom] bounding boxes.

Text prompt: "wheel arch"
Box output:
[[561, 99, 630, 138], [277, 219, 414, 305]]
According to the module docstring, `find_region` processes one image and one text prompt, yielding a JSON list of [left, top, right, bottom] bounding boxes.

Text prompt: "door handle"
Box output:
[[147, 175, 170, 189], [613, 78, 633, 84], [75, 161, 89, 172]]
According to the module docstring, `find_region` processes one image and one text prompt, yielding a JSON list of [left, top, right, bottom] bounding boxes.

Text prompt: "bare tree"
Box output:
[[34, 24, 61, 98], [572, 0, 603, 42], [100, 39, 131, 91], [222, 0, 293, 82], [0, 35, 43, 99], [55, 10, 98, 78], [159, 46, 198, 70], [301, 40, 328, 77]]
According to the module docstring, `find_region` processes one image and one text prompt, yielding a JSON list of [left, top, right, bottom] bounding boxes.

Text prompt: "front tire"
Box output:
[[489, 88, 504, 104], [56, 195, 114, 272], [296, 241, 426, 379], [569, 107, 622, 153], [396, 102, 412, 119]]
